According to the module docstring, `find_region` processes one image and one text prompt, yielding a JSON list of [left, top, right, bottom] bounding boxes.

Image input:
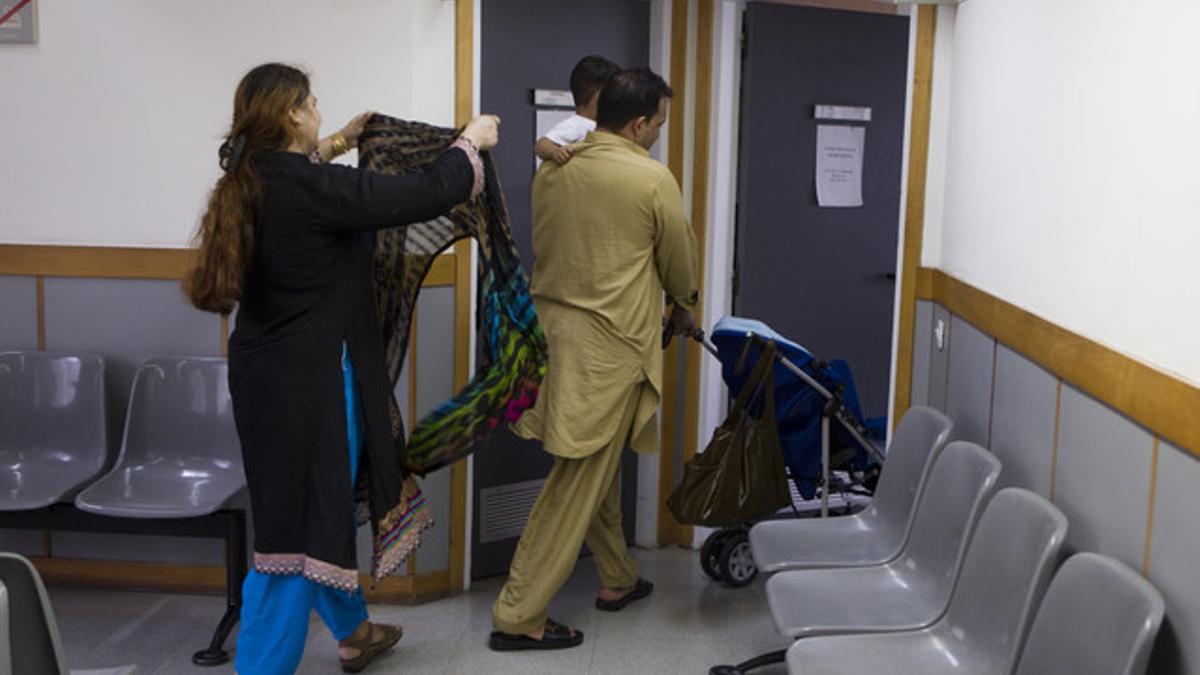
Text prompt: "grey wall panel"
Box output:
[[989, 345, 1057, 498], [414, 287, 455, 419], [44, 277, 222, 454], [0, 528, 45, 555], [43, 277, 223, 563], [1147, 442, 1200, 675], [927, 304, 951, 412], [909, 301, 933, 408], [415, 468, 451, 574], [50, 532, 222, 565], [0, 275, 38, 349], [413, 287, 454, 573], [944, 316, 994, 447], [394, 360, 411, 439], [1054, 386, 1153, 569]]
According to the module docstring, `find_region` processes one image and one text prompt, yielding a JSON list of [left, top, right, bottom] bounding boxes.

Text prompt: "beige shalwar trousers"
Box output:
[[491, 385, 643, 635]]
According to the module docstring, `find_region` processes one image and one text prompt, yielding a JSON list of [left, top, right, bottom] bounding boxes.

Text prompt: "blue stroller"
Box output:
[[693, 317, 886, 587]]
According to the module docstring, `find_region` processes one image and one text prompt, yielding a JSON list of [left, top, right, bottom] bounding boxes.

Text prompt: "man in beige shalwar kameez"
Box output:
[[489, 69, 700, 651]]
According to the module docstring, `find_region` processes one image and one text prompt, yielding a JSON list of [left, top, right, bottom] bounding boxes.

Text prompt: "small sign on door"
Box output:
[[815, 124, 865, 208]]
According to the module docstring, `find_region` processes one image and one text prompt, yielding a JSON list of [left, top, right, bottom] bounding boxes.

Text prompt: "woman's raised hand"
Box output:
[[461, 114, 501, 151], [339, 111, 375, 149]]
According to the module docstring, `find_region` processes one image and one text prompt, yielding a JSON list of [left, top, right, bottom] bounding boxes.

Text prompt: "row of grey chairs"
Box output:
[[0, 350, 247, 669], [0, 351, 244, 519], [712, 406, 1165, 675]]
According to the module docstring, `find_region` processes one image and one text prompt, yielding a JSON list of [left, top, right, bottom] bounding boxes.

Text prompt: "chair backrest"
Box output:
[[869, 406, 953, 535], [1014, 552, 1164, 675], [118, 357, 240, 470], [940, 488, 1068, 670], [0, 579, 11, 675], [0, 553, 70, 675], [0, 351, 107, 467], [897, 440, 1000, 602]]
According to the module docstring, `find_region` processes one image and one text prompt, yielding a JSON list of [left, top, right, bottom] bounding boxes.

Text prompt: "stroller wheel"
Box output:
[[700, 529, 736, 581], [718, 531, 758, 588]]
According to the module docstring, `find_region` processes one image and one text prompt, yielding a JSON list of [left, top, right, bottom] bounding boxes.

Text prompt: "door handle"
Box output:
[[878, 272, 896, 282]]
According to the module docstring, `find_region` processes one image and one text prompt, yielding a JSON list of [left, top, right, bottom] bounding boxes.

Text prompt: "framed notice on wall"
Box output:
[[0, 0, 37, 44]]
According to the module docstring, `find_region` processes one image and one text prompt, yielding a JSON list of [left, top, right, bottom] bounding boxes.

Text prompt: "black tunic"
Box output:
[[228, 148, 474, 590]]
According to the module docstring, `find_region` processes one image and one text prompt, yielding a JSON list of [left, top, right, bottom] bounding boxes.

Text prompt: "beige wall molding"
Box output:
[[917, 267, 1200, 456]]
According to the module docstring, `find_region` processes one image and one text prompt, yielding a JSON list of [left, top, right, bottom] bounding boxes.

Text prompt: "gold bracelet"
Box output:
[[330, 133, 349, 157]]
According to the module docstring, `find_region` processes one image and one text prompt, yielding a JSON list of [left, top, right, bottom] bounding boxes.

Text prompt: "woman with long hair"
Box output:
[[184, 62, 498, 674]]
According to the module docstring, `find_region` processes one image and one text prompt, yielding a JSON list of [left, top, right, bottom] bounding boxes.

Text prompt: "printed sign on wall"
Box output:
[[0, 0, 37, 44]]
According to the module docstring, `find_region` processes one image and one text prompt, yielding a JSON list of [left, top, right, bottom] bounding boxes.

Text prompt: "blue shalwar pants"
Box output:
[[235, 344, 370, 675]]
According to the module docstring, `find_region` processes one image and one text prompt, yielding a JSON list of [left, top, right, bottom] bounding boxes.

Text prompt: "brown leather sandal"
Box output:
[[339, 622, 403, 673]]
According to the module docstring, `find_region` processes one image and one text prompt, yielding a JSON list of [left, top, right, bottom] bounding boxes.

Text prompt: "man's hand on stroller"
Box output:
[[662, 303, 700, 349]]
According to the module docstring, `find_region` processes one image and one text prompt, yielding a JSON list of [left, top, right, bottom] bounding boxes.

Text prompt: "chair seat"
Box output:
[[0, 451, 106, 511], [787, 627, 1007, 675], [75, 465, 245, 519], [766, 563, 947, 639], [750, 510, 902, 572]]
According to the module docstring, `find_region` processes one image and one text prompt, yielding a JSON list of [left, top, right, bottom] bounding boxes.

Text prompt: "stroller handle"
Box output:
[[662, 326, 721, 358]]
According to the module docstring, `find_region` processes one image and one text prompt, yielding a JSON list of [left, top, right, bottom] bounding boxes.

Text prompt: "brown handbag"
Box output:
[[667, 341, 792, 527]]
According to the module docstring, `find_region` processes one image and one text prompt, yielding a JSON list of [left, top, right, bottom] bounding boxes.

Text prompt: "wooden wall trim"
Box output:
[[658, 0, 691, 548], [31, 557, 226, 594], [0, 244, 457, 288], [891, 6, 937, 429], [677, 0, 715, 549], [448, 241, 471, 592], [918, 268, 1200, 456], [448, 0, 474, 593], [1142, 437, 1160, 576], [0, 245, 195, 280], [30, 556, 446, 604]]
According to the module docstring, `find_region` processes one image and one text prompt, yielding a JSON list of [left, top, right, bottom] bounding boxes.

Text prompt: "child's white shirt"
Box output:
[[542, 114, 596, 146]]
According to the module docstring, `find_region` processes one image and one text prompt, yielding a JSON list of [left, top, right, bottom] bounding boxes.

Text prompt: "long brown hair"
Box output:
[[184, 63, 311, 314]]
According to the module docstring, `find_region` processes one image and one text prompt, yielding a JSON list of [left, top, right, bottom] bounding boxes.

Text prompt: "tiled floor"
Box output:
[[50, 547, 788, 674]]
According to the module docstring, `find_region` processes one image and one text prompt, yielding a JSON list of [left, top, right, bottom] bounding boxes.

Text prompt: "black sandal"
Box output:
[[595, 577, 654, 612], [488, 618, 584, 651]]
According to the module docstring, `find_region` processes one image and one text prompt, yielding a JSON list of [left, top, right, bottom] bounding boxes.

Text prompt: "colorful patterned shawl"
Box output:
[[359, 115, 548, 476]]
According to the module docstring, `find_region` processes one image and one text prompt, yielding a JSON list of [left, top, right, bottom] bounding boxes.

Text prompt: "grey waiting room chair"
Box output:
[[0, 552, 136, 674], [72, 356, 247, 666], [711, 440, 998, 675], [1013, 552, 1164, 675], [75, 357, 244, 519], [749, 406, 953, 574], [0, 352, 108, 511], [786, 488, 1069, 675]]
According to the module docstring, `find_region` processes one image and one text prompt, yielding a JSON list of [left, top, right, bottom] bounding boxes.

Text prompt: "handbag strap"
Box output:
[[730, 340, 778, 416], [760, 345, 778, 424]]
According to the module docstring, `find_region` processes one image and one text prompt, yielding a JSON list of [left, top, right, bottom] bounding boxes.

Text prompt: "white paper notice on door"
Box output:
[[815, 124, 865, 208]]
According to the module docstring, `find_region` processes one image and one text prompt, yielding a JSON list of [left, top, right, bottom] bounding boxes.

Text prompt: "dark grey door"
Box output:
[[735, 4, 909, 418], [474, 0, 650, 580]]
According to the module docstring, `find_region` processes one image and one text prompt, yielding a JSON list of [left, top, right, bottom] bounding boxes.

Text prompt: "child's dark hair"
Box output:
[[570, 55, 621, 107]]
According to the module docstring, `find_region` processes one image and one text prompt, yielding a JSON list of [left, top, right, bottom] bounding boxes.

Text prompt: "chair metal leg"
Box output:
[[193, 510, 247, 666], [709, 649, 787, 674]]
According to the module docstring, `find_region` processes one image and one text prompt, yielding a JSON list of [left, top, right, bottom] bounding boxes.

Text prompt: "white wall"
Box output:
[[0, 0, 456, 248], [930, 0, 1200, 385], [919, 4, 954, 268]]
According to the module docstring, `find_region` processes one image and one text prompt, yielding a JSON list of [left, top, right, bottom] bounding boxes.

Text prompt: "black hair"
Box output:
[[595, 68, 674, 131], [570, 55, 621, 107]]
